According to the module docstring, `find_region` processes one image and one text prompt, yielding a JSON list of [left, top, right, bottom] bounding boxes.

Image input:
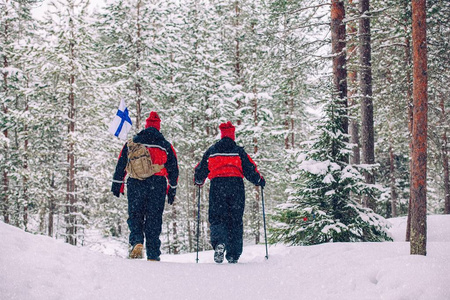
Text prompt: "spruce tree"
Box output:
[[270, 95, 392, 245]]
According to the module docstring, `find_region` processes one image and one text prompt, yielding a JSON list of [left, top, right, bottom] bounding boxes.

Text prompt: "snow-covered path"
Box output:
[[1, 216, 449, 300]]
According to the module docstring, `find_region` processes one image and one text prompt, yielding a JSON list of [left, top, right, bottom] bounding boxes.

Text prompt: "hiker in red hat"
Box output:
[[194, 121, 265, 264], [112, 111, 179, 261]]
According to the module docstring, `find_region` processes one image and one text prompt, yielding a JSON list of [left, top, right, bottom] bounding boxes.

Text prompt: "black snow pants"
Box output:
[[127, 176, 166, 260], [209, 177, 245, 261]]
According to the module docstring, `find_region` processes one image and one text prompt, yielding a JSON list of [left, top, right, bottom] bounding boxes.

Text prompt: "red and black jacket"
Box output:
[[112, 127, 179, 194], [194, 137, 263, 186]]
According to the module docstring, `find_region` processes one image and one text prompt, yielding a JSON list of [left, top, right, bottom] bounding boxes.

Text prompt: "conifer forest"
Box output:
[[1, 0, 448, 256]]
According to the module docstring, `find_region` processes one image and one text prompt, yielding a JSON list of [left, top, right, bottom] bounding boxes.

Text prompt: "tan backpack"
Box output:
[[126, 139, 164, 180]]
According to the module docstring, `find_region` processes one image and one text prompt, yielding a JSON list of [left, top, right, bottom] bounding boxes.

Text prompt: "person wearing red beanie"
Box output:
[[194, 121, 265, 264], [219, 121, 235, 140], [112, 111, 178, 261], [145, 111, 161, 131]]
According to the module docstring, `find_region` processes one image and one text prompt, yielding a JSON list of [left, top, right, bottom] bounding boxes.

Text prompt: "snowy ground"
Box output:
[[1, 215, 449, 300]]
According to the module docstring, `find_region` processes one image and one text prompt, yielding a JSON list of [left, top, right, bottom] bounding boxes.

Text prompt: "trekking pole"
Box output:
[[261, 186, 269, 259], [196, 185, 201, 263]]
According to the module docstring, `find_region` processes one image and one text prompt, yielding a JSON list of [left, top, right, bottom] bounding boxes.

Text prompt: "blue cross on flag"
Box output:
[[108, 99, 132, 141]]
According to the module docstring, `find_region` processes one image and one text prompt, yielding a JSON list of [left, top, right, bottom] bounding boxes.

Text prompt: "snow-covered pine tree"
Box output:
[[270, 94, 392, 245], [0, 0, 37, 228], [36, 0, 104, 245]]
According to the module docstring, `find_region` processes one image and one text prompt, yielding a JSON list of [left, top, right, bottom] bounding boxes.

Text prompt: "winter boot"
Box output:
[[214, 243, 225, 264], [147, 257, 161, 262], [129, 243, 144, 259], [227, 257, 238, 264]]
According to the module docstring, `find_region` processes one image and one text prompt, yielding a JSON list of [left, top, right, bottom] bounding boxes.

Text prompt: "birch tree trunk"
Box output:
[[410, 0, 428, 256]]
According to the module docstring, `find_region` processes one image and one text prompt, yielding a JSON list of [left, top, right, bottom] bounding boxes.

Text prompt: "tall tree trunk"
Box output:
[[284, 91, 295, 150], [282, 11, 295, 151], [348, 72, 361, 165], [389, 145, 398, 217], [66, 14, 77, 246], [290, 95, 295, 148], [253, 90, 260, 244], [404, 1, 414, 242], [284, 98, 290, 149], [440, 94, 450, 214], [234, 1, 242, 125], [1, 9, 9, 224], [331, 0, 348, 136], [23, 79, 29, 230], [359, 0, 375, 210], [348, 0, 360, 166], [2, 96, 9, 224], [171, 205, 179, 254], [135, 0, 142, 130], [188, 149, 194, 252], [48, 173, 55, 237], [410, 0, 428, 256], [49, 197, 55, 237]]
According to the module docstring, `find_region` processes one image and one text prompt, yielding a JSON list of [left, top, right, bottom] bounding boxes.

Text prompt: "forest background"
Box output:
[[0, 0, 448, 255]]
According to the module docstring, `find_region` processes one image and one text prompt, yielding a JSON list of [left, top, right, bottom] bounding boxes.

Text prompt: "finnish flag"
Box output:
[[108, 99, 132, 141]]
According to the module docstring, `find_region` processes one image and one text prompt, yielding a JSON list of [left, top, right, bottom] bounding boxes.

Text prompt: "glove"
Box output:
[[111, 182, 122, 198], [167, 187, 176, 205], [257, 177, 265, 188], [194, 180, 204, 187]]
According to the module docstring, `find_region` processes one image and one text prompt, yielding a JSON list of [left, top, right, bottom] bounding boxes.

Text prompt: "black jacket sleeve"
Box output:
[[111, 143, 128, 193], [165, 143, 179, 188], [194, 148, 211, 185], [239, 147, 263, 186]]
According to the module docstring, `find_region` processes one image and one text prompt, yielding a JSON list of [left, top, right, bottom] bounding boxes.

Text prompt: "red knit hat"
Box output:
[[145, 111, 161, 130], [219, 121, 235, 140]]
